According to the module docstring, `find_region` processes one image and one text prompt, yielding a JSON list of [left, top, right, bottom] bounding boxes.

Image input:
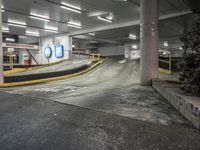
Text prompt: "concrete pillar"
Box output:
[[140, 0, 159, 86], [0, 0, 4, 83]]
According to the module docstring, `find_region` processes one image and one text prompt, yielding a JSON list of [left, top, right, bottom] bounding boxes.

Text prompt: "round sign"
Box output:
[[44, 47, 52, 58]]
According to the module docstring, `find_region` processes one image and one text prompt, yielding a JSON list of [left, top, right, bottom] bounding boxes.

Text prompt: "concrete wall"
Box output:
[[98, 45, 125, 56], [98, 43, 140, 57], [18, 49, 39, 65], [18, 36, 39, 44], [40, 35, 72, 64]]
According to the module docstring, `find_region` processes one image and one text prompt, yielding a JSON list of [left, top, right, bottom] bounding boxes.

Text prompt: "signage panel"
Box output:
[[55, 45, 64, 58]]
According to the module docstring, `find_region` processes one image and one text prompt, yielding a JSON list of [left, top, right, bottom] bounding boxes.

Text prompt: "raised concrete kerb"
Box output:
[[152, 79, 200, 130], [4, 59, 68, 76], [0, 59, 107, 88]]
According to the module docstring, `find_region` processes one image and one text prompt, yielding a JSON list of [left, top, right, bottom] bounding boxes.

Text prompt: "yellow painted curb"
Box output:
[[0, 59, 107, 88], [159, 68, 172, 75]]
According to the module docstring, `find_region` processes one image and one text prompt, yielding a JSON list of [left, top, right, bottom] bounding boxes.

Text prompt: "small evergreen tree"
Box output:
[[179, 19, 200, 96]]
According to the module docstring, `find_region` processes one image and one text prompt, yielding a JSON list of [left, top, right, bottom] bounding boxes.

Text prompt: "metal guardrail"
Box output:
[[159, 51, 172, 75], [89, 53, 101, 62], [6, 52, 15, 70]]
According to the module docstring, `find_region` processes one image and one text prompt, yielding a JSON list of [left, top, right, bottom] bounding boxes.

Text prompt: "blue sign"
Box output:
[[44, 47, 52, 58], [55, 45, 64, 58]]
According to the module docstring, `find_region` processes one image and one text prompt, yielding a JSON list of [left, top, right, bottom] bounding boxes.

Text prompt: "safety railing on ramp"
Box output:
[[159, 50, 172, 75]]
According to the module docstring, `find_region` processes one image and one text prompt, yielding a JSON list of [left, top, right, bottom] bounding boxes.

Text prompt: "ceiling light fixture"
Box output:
[[30, 13, 50, 22], [132, 44, 138, 49], [67, 21, 82, 29], [44, 29, 58, 33], [1, 6, 4, 12], [26, 30, 39, 36], [61, 2, 82, 14], [5, 37, 15, 42], [2, 27, 9, 32], [8, 20, 26, 28], [8, 20, 26, 25], [97, 16, 112, 23], [164, 41, 168, 47], [129, 34, 137, 40], [44, 26, 58, 31], [88, 32, 95, 36], [8, 23, 26, 28]]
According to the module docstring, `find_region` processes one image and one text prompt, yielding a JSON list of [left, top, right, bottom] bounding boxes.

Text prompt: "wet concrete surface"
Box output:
[[1, 57, 200, 149], [3, 58, 192, 127], [0, 91, 200, 150]]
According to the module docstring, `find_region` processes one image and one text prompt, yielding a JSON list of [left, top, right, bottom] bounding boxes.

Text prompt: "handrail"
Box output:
[[159, 50, 172, 74]]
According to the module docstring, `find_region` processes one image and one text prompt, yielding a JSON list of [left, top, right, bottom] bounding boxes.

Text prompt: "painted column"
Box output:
[[140, 0, 159, 85], [0, 0, 4, 83], [68, 36, 72, 59]]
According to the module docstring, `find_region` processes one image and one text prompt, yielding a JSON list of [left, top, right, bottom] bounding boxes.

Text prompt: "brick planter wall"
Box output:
[[153, 79, 200, 130]]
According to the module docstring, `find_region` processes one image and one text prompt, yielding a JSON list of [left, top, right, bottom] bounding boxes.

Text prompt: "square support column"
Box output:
[[140, 0, 159, 86]]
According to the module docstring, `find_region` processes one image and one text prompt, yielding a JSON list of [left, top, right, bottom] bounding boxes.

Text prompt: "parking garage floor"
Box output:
[[1, 57, 200, 149]]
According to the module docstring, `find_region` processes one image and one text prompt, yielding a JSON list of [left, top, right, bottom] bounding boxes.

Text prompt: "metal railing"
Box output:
[[89, 53, 101, 62], [159, 51, 172, 75]]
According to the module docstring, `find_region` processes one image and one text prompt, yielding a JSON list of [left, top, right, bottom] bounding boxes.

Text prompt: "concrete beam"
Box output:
[[69, 11, 193, 37], [73, 35, 121, 44]]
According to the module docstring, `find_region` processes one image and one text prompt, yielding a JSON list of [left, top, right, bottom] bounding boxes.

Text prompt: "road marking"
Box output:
[[73, 59, 87, 64], [118, 59, 126, 64], [34, 86, 80, 93], [89, 67, 103, 77]]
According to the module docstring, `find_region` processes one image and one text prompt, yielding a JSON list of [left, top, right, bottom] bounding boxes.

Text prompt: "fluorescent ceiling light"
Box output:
[[88, 32, 95, 36], [2, 30, 9, 32], [8, 20, 26, 25], [97, 16, 112, 23], [5, 38, 15, 42], [44, 26, 58, 31], [132, 44, 137, 49], [2, 27, 9, 31], [26, 33, 39, 37], [1, 6, 4, 12], [129, 34, 136, 40], [61, 2, 82, 14], [164, 41, 168, 47], [30, 16, 49, 22], [67, 24, 82, 28], [67, 21, 82, 28], [30, 13, 50, 22], [8, 23, 26, 28], [44, 29, 58, 33], [26, 30, 39, 36], [8, 20, 26, 28], [30, 13, 49, 19], [2, 28, 9, 32]]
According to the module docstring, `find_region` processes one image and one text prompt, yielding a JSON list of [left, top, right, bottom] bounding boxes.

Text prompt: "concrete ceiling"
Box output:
[[2, 0, 193, 38]]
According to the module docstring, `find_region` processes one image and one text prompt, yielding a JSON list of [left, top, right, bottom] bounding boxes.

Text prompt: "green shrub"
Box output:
[[179, 19, 200, 96]]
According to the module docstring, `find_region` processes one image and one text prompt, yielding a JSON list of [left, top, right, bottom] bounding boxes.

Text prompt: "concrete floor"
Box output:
[[0, 91, 200, 150], [3, 58, 191, 126], [1, 57, 200, 149]]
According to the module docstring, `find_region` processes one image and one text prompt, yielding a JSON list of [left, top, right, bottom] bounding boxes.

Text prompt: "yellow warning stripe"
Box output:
[[159, 68, 172, 75], [0, 59, 106, 88]]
